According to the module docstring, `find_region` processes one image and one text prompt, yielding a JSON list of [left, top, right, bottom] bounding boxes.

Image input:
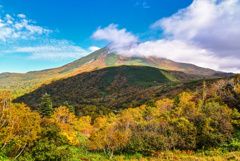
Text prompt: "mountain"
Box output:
[[60, 47, 217, 76], [0, 46, 234, 96], [14, 65, 211, 111]]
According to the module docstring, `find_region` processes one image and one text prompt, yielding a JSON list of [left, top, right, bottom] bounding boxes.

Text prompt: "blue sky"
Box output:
[[0, 0, 240, 73], [0, 0, 193, 46]]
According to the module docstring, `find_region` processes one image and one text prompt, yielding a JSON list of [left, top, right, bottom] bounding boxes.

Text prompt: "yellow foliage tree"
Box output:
[[73, 115, 93, 137], [0, 103, 41, 158], [89, 114, 131, 158], [52, 106, 78, 145], [156, 98, 173, 114]]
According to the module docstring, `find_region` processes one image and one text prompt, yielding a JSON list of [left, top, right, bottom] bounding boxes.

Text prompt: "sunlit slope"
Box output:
[[0, 48, 108, 96]]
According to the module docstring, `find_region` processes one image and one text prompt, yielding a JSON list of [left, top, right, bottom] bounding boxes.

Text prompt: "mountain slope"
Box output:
[[0, 48, 107, 96], [0, 47, 233, 96], [14, 65, 208, 110], [57, 47, 220, 76]]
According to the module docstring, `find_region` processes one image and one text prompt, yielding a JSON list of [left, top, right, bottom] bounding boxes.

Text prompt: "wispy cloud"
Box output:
[[0, 5, 100, 60], [135, 1, 150, 8], [93, 0, 240, 73], [4, 40, 95, 60]]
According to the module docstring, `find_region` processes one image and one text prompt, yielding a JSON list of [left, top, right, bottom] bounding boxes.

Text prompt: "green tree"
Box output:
[[31, 118, 73, 161], [39, 93, 53, 118]]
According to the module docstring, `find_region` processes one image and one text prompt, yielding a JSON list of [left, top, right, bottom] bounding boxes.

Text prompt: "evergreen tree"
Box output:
[[39, 93, 53, 118]]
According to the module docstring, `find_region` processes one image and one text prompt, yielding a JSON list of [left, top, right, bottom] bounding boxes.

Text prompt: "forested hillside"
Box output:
[[1, 74, 240, 160], [1, 0, 239, 160], [14, 66, 209, 112]]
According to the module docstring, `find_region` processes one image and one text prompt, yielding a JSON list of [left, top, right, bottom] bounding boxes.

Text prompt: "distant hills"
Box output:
[[0, 46, 234, 96]]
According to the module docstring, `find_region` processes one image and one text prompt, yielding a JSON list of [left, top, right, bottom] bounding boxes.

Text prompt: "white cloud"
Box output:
[[92, 0, 240, 72], [17, 14, 26, 18], [152, 0, 240, 57], [149, 0, 240, 72], [0, 12, 51, 42], [89, 46, 100, 52], [92, 24, 138, 50], [119, 39, 240, 72]]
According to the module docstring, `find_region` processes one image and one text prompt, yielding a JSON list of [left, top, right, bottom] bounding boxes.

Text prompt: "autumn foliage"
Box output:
[[0, 74, 240, 160]]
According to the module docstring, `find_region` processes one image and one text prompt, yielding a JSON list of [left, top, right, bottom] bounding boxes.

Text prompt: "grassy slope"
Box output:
[[105, 53, 119, 66], [60, 47, 107, 73]]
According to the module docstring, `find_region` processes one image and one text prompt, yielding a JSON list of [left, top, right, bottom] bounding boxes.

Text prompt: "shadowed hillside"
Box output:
[[14, 65, 211, 111]]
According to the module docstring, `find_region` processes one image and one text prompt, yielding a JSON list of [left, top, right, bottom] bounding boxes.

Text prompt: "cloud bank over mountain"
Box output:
[[153, 0, 240, 57], [92, 0, 240, 72]]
